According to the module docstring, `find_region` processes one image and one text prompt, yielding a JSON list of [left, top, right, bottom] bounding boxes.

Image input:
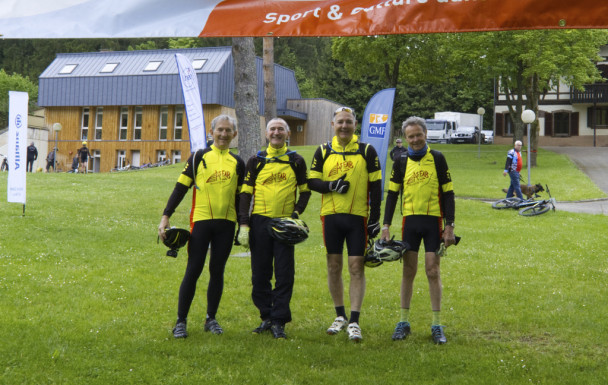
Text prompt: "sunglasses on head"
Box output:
[[334, 107, 355, 118]]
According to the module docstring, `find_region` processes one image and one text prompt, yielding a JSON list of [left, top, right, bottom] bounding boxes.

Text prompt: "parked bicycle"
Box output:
[[492, 184, 556, 216], [518, 187, 556, 216]]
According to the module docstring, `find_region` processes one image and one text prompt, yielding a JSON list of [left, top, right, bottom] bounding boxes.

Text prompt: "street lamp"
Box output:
[[52, 123, 62, 172], [521, 109, 535, 187], [477, 107, 485, 158]]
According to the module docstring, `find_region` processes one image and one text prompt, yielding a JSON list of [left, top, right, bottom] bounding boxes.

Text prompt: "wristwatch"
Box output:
[[446, 222, 455, 228]]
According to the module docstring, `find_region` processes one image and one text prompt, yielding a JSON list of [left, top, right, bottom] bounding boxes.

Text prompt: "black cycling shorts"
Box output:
[[402, 215, 443, 253], [322, 214, 366, 256]]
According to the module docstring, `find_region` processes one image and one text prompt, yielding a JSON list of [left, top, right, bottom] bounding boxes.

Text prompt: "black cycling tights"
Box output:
[[177, 219, 235, 322]]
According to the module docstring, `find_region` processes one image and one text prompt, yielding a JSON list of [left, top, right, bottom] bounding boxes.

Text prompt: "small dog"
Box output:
[[502, 183, 544, 199]]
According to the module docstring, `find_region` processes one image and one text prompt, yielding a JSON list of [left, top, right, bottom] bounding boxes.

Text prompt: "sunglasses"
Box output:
[[334, 107, 356, 118]]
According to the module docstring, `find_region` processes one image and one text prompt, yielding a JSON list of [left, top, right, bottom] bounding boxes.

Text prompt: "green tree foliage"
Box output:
[[0, 69, 38, 128], [452, 30, 608, 165]]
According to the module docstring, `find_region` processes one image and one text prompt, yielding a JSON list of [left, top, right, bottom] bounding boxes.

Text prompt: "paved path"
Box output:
[[538, 147, 608, 215]]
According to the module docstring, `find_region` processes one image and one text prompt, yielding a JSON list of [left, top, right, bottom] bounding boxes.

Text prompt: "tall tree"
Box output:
[[0, 69, 38, 128], [232, 37, 261, 161], [263, 37, 276, 127], [454, 30, 608, 166]]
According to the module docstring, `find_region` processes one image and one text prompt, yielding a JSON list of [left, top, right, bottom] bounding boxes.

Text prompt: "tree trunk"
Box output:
[[232, 37, 261, 161], [263, 37, 276, 131]]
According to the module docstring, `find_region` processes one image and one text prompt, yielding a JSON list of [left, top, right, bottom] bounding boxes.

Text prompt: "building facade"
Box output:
[[38, 47, 314, 172]]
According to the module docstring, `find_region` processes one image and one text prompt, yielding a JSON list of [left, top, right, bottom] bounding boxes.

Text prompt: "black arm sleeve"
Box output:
[[162, 183, 189, 217], [238, 192, 252, 225], [442, 191, 455, 224], [235, 155, 246, 224], [293, 155, 311, 215], [383, 190, 399, 226], [308, 178, 331, 193], [294, 191, 311, 215], [368, 180, 382, 224]]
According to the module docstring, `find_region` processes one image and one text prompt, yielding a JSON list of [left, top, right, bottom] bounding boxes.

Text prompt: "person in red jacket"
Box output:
[[503, 140, 524, 200]]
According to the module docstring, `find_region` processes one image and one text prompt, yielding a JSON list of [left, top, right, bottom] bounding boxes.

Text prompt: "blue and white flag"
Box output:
[[7, 91, 29, 204], [175, 53, 207, 153], [360, 88, 396, 190]]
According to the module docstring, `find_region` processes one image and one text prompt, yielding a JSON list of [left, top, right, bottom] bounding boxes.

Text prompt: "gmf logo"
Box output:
[[368, 113, 388, 138]]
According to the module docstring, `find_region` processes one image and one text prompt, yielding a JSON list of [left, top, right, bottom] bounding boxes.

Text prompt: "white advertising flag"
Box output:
[[175, 53, 207, 153], [7, 91, 29, 204]]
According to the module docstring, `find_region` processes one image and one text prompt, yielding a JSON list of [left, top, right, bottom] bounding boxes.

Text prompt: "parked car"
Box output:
[[450, 126, 484, 144], [482, 130, 494, 144]]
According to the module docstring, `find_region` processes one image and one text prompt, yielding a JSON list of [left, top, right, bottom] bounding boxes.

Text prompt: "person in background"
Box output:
[[46, 149, 56, 172], [381, 116, 455, 345], [390, 138, 406, 161], [308, 107, 382, 342], [77, 141, 92, 174], [503, 140, 524, 200], [237, 118, 311, 339], [27, 142, 38, 172], [158, 115, 245, 339]]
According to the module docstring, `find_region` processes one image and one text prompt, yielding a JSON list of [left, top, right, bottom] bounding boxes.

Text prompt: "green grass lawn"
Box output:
[[0, 145, 606, 384]]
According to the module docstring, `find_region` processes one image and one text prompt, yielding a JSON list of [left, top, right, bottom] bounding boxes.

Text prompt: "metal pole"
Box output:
[[527, 123, 531, 187], [54, 131, 58, 172], [477, 115, 483, 158]]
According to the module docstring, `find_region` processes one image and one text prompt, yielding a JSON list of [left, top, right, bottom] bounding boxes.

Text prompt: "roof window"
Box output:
[[59, 64, 77, 74], [144, 61, 163, 72], [192, 59, 207, 70], [101, 63, 119, 73]]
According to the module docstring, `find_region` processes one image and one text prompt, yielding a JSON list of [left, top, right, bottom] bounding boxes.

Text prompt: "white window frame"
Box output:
[[95, 107, 103, 140], [119, 107, 128, 140], [81, 107, 90, 140], [172, 150, 181, 164], [174, 106, 183, 140], [134, 106, 142, 140], [159, 106, 168, 140], [144, 61, 162, 72], [157, 150, 167, 162], [117, 150, 126, 169], [60, 64, 77, 74], [100, 63, 119, 73]]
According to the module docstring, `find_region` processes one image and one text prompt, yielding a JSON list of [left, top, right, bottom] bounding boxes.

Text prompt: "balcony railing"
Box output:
[[570, 83, 608, 104]]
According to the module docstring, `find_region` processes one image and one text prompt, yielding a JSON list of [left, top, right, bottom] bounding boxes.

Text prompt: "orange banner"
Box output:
[[201, 0, 608, 37]]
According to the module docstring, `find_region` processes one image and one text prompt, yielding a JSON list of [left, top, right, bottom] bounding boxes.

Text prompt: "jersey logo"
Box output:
[[206, 169, 232, 183], [406, 170, 430, 186], [261, 172, 287, 185], [328, 160, 354, 178]]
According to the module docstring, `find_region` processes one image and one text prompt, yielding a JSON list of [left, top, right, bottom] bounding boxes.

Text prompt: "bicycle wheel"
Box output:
[[519, 203, 551, 216], [492, 197, 521, 209]]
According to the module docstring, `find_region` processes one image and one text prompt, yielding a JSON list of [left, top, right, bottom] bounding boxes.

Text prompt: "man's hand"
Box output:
[[329, 174, 350, 194], [291, 211, 299, 219], [443, 224, 456, 247], [237, 226, 250, 248], [367, 221, 380, 238], [380, 226, 391, 242], [158, 215, 170, 241]]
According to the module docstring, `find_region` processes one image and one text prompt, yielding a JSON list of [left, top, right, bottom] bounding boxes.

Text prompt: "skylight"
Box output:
[[192, 59, 207, 70], [59, 64, 77, 74], [100, 63, 119, 73], [144, 61, 163, 72]]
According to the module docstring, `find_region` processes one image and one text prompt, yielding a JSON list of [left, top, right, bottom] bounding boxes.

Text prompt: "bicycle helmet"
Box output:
[[374, 238, 409, 262], [160, 227, 190, 258], [364, 240, 383, 268], [267, 218, 309, 245]]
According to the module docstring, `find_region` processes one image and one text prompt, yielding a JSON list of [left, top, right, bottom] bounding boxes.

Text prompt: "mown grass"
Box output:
[[0, 145, 606, 385]]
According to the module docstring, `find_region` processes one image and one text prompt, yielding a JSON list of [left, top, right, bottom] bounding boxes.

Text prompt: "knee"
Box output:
[[425, 265, 440, 281]]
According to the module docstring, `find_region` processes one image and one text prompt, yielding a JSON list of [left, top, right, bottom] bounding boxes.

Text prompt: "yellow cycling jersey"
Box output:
[[388, 147, 453, 217], [242, 145, 310, 218], [177, 145, 244, 222], [310, 135, 382, 217]]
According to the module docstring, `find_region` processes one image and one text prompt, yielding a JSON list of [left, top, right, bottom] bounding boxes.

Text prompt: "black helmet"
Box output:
[[267, 218, 309, 245], [364, 240, 383, 268], [160, 227, 190, 258], [374, 238, 409, 262]]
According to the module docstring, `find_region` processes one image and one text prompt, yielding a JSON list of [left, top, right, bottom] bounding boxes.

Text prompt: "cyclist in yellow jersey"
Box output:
[[308, 107, 382, 342], [237, 118, 311, 339], [158, 115, 245, 339], [381, 116, 455, 345]]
